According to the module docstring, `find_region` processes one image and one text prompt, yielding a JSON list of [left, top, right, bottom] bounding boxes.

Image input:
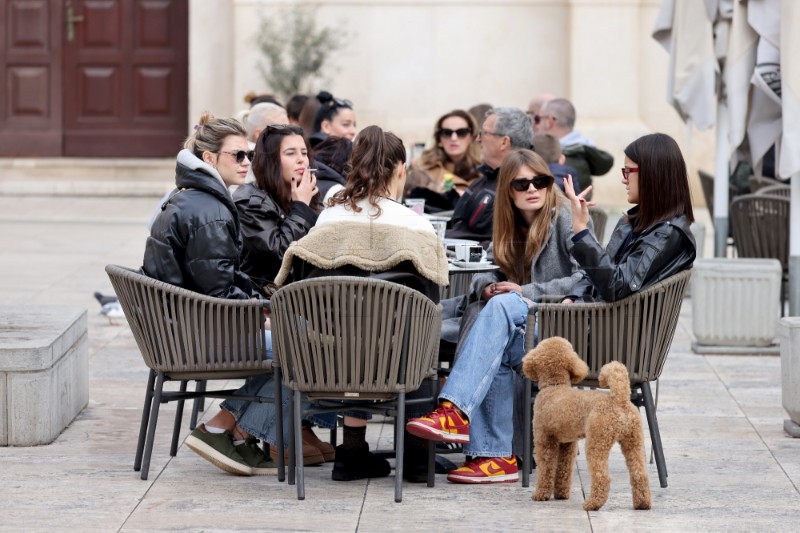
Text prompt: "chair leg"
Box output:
[[170, 380, 188, 456], [134, 369, 156, 472], [329, 416, 338, 447], [294, 390, 305, 500], [395, 392, 406, 503], [189, 380, 206, 430], [640, 381, 668, 488], [522, 377, 533, 487], [141, 371, 166, 480], [274, 368, 285, 482], [288, 390, 296, 486]]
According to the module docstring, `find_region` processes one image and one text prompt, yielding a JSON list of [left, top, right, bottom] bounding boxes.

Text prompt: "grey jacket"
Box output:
[[469, 203, 588, 304]]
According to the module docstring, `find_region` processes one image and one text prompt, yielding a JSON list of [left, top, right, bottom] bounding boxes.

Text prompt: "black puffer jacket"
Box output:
[[232, 183, 318, 292], [566, 207, 696, 302], [142, 150, 254, 300]]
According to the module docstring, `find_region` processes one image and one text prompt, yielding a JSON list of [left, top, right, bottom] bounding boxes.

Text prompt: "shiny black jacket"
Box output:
[[142, 151, 254, 300], [232, 183, 318, 292], [566, 207, 696, 302]]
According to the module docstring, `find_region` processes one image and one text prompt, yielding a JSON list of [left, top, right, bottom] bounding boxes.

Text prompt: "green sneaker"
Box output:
[[185, 424, 253, 476], [236, 437, 279, 475]]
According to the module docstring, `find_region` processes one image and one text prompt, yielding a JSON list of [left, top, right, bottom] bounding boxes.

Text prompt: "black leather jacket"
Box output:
[[566, 207, 696, 302], [142, 151, 254, 300], [232, 183, 318, 292]]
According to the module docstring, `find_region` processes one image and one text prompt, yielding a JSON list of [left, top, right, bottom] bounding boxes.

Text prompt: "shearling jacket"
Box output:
[[142, 150, 254, 300], [232, 182, 318, 293], [274, 220, 449, 303], [565, 207, 696, 302]]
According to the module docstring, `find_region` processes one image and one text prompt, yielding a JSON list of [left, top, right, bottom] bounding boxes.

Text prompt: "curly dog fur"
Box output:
[[521, 337, 652, 511]]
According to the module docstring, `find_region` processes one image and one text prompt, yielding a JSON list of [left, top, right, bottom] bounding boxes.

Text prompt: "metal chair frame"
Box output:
[[106, 265, 284, 481], [271, 276, 441, 502], [521, 270, 692, 489]]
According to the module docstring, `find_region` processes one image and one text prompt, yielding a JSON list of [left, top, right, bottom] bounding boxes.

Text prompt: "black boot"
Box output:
[[331, 443, 390, 481]]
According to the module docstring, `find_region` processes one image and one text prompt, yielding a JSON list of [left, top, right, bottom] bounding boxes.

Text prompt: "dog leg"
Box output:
[[532, 434, 558, 501], [620, 423, 652, 510], [553, 441, 578, 499], [582, 431, 614, 511]]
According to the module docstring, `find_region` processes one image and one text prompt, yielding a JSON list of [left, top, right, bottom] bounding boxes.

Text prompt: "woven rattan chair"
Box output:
[[271, 276, 442, 502], [521, 269, 692, 489], [588, 206, 608, 244], [106, 265, 283, 481], [730, 194, 790, 312], [757, 183, 791, 198], [748, 174, 779, 193]]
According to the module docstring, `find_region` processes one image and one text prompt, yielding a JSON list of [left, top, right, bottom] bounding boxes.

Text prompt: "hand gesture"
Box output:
[[291, 168, 318, 205], [563, 175, 595, 234], [482, 281, 523, 301]]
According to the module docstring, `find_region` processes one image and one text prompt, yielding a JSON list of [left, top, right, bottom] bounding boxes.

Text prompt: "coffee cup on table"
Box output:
[[454, 243, 485, 263]]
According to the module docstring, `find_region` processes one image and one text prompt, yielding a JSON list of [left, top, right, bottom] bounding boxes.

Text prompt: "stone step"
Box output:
[[0, 157, 175, 197]]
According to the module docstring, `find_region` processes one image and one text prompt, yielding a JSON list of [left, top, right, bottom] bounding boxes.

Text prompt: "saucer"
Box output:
[[450, 260, 493, 269]]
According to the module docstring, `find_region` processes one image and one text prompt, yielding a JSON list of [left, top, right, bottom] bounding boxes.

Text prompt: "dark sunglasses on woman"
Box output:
[[438, 128, 472, 139], [220, 150, 255, 163], [510, 175, 554, 192]]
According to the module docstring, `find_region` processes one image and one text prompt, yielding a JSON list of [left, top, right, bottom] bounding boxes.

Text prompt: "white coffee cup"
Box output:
[[405, 198, 425, 215], [454, 243, 485, 263]]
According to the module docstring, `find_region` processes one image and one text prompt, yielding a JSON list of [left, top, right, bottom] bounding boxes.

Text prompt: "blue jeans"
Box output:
[[439, 292, 529, 458], [220, 330, 336, 448]]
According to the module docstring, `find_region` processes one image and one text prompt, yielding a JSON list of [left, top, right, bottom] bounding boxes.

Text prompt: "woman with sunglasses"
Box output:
[[404, 110, 481, 209], [144, 112, 254, 298], [407, 149, 586, 484], [309, 91, 357, 148], [184, 124, 335, 477], [561, 132, 695, 304], [232, 124, 320, 293]]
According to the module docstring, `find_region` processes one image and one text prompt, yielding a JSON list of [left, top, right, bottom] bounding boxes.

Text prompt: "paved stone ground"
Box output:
[[1, 195, 798, 532]]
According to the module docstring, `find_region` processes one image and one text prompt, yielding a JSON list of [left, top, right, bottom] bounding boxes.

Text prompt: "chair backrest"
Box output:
[[105, 265, 271, 378], [527, 270, 691, 385], [588, 205, 608, 244], [270, 276, 441, 397], [748, 175, 778, 193], [757, 183, 791, 198], [729, 194, 790, 272]]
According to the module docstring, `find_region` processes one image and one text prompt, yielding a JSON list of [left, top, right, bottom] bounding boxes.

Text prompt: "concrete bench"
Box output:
[[0, 306, 88, 446]]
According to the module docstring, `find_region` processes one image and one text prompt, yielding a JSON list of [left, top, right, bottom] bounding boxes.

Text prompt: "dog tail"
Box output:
[[598, 361, 631, 404]]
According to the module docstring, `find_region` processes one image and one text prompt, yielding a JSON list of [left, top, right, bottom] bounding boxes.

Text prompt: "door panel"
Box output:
[[63, 0, 187, 156], [0, 0, 63, 155]]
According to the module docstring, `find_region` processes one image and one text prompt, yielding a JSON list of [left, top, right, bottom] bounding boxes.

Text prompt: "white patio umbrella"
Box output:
[[653, 0, 800, 315], [779, 0, 800, 315]]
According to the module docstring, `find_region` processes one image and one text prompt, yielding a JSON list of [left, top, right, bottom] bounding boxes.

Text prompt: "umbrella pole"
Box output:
[[790, 174, 800, 316], [714, 101, 731, 257]]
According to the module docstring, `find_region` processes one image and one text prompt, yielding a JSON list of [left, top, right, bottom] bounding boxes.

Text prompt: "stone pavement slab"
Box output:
[[0, 196, 798, 532]]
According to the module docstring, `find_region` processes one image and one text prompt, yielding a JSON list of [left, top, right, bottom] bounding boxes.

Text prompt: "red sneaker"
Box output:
[[447, 456, 519, 484], [406, 401, 470, 443]]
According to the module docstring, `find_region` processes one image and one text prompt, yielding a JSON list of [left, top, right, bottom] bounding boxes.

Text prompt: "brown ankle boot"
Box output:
[[302, 426, 335, 462], [270, 441, 324, 466]]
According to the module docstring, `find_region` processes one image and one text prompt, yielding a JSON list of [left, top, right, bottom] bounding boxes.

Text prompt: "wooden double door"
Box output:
[[0, 0, 188, 157]]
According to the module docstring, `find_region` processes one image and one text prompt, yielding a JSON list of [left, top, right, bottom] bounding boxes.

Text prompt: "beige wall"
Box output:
[[190, 0, 715, 208]]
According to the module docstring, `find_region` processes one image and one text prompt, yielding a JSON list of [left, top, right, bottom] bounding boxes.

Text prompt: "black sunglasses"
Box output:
[[220, 150, 255, 163], [510, 175, 554, 192], [438, 127, 472, 139]]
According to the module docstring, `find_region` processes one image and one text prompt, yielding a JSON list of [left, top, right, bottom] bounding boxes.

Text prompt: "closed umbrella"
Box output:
[[779, 0, 800, 315]]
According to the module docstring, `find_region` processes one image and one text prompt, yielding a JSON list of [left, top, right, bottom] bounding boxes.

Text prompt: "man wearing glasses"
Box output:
[[447, 107, 534, 244], [537, 98, 613, 200]]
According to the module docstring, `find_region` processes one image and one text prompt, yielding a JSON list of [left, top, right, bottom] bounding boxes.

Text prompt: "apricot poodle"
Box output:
[[521, 337, 652, 511]]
